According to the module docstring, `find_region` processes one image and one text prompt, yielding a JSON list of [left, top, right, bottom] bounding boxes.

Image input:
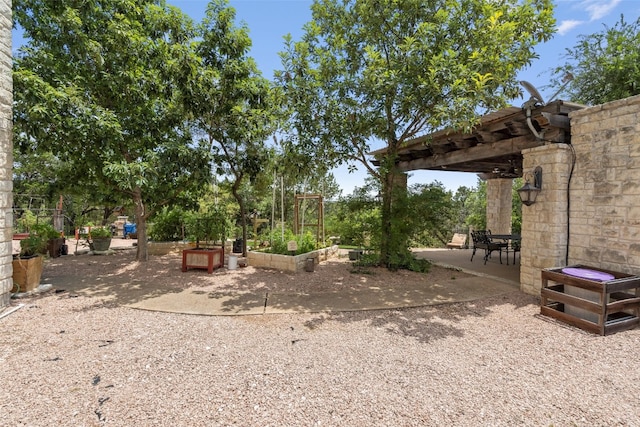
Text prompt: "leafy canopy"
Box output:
[[276, 0, 555, 267], [549, 15, 640, 105], [13, 0, 212, 260]]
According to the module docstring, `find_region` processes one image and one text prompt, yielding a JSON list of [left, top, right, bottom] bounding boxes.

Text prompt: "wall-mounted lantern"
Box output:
[[518, 166, 542, 206]]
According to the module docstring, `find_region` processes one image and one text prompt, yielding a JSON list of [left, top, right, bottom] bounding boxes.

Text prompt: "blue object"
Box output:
[[123, 223, 137, 237]]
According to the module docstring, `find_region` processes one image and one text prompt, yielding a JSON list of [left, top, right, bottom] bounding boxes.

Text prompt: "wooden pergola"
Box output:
[[371, 100, 585, 178]]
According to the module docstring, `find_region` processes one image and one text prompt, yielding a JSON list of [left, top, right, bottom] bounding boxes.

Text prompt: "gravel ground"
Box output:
[[1, 250, 640, 426]]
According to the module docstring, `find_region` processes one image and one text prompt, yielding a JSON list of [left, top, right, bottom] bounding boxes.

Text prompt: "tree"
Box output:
[[276, 0, 555, 268], [465, 179, 487, 232], [13, 0, 212, 261], [191, 0, 279, 256], [406, 182, 458, 248], [549, 15, 640, 105]]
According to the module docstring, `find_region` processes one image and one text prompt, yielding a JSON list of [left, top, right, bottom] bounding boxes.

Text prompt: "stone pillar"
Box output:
[[0, 0, 11, 308], [519, 144, 573, 294], [486, 178, 512, 234]]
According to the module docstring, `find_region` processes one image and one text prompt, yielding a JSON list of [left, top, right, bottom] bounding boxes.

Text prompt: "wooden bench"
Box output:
[[446, 233, 467, 249]]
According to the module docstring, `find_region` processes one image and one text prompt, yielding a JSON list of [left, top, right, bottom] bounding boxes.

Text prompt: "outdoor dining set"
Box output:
[[470, 230, 520, 265]]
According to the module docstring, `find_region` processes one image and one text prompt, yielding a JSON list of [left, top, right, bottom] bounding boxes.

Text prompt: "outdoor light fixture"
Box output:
[[518, 166, 542, 206]]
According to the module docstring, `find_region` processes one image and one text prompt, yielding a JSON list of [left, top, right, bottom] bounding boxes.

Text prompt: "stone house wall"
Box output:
[[0, 0, 12, 308], [568, 95, 640, 272], [520, 95, 640, 293]]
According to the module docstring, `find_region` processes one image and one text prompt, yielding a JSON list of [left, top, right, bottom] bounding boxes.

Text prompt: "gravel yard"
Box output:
[[1, 250, 639, 426]]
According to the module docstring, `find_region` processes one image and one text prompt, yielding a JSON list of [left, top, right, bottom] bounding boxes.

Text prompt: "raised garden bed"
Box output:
[[248, 245, 339, 273], [182, 247, 224, 274]]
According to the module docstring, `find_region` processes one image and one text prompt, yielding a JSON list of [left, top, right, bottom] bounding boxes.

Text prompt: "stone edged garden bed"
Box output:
[[247, 245, 340, 272]]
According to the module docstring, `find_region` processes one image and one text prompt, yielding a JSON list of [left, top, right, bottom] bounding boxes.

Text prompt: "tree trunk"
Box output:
[[379, 167, 394, 267], [379, 154, 408, 268], [231, 178, 248, 257], [132, 187, 149, 261]]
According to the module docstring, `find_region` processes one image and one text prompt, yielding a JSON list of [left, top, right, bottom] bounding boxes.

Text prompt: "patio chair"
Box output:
[[470, 230, 508, 265], [446, 233, 467, 249], [510, 239, 521, 264]]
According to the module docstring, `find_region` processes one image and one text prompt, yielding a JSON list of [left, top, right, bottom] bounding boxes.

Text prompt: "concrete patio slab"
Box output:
[[128, 276, 518, 316], [128, 290, 267, 316], [265, 276, 516, 314]]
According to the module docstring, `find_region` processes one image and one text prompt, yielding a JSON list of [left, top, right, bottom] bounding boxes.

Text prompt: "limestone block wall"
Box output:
[[520, 144, 572, 294], [486, 178, 513, 235], [520, 95, 640, 294], [0, 0, 12, 308], [567, 95, 640, 275]]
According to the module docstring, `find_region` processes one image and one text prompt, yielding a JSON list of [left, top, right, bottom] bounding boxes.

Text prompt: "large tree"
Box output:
[[13, 0, 211, 260], [549, 15, 640, 105], [191, 0, 279, 256], [276, 0, 555, 268]]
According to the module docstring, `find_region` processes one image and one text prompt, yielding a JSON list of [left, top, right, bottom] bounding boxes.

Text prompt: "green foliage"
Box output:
[[14, 210, 40, 234], [13, 0, 212, 260], [549, 15, 640, 105], [263, 229, 322, 255], [465, 179, 488, 231], [190, 215, 227, 244], [189, 0, 281, 256], [149, 207, 194, 242], [18, 222, 58, 257], [406, 182, 459, 247], [149, 204, 232, 244], [511, 178, 523, 234], [325, 179, 380, 247], [351, 251, 379, 268], [89, 227, 112, 239], [405, 257, 432, 274]]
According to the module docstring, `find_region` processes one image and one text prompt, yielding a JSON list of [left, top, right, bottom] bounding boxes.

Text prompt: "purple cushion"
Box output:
[[561, 267, 615, 282]]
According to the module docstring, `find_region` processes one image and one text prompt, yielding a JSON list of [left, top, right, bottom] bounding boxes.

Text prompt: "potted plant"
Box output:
[[89, 226, 113, 252], [42, 224, 65, 258], [181, 216, 226, 273], [12, 224, 51, 293]]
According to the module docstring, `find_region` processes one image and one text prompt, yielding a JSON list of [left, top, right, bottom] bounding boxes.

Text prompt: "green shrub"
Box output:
[[262, 229, 325, 255], [89, 226, 112, 239], [149, 207, 194, 241], [18, 222, 58, 257]]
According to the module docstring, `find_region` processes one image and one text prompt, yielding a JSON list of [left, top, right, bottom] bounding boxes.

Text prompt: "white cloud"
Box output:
[[557, 20, 584, 36], [582, 0, 622, 21]]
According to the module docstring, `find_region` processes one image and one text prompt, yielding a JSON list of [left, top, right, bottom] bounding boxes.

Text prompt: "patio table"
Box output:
[[488, 234, 521, 265]]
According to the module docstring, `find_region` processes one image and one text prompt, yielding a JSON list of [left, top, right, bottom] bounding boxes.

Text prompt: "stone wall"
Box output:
[[0, 0, 12, 308], [519, 144, 573, 294], [520, 95, 640, 294], [568, 95, 640, 274]]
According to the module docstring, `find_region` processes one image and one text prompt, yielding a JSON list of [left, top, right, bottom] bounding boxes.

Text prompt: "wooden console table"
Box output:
[[541, 265, 640, 335], [182, 247, 224, 274]]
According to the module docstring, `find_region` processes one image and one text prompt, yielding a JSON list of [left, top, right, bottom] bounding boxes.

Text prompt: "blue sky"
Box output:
[[170, 0, 640, 196], [14, 0, 640, 196]]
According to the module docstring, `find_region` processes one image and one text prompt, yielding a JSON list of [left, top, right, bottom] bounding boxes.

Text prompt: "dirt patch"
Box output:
[[40, 248, 471, 303]]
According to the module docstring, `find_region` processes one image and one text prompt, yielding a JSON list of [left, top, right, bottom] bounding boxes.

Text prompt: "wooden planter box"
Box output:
[[12, 256, 44, 293], [182, 248, 224, 274], [541, 265, 640, 335]]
